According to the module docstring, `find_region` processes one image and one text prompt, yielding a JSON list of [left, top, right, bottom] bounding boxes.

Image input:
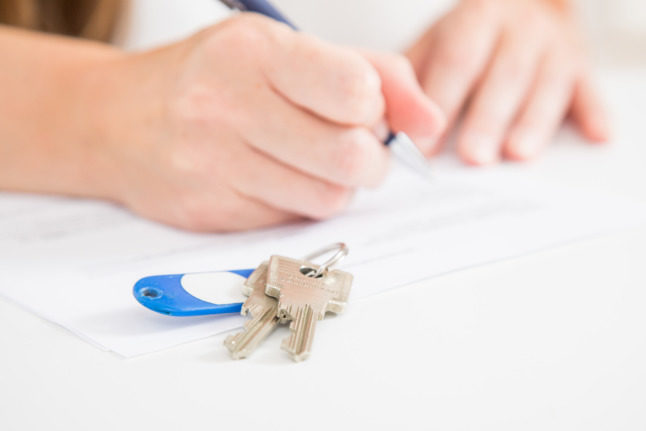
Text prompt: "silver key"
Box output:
[[265, 255, 353, 362], [224, 262, 279, 359]]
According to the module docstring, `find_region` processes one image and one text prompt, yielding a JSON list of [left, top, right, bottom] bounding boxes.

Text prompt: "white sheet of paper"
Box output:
[[1, 155, 644, 357]]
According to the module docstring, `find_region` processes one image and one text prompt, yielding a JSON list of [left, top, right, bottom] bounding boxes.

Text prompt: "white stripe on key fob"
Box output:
[[265, 255, 353, 362], [224, 262, 279, 359]]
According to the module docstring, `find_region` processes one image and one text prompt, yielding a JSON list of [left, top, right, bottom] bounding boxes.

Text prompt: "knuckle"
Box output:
[[491, 44, 534, 83], [166, 146, 207, 180], [339, 60, 384, 123], [334, 128, 376, 184], [434, 40, 478, 72], [162, 134, 221, 182], [199, 14, 282, 55], [233, 13, 293, 47], [171, 74, 254, 134], [310, 184, 353, 220], [171, 84, 220, 128], [500, 54, 528, 82], [219, 13, 272, 36], [385, 52, 415, 75]]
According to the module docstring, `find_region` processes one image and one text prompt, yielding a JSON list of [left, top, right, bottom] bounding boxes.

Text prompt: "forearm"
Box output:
[[0, 25, 124, 198]]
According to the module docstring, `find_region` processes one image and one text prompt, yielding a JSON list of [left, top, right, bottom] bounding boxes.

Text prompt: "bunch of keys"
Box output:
[[133, 243, 353, 362], [224, 243, 353, 362]]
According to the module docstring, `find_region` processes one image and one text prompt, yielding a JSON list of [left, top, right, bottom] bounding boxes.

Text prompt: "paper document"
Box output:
[[0, 162, 644, 357]]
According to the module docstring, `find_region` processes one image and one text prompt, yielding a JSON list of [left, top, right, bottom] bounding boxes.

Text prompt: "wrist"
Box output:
[[0, 29, 127, 200], [50, 49, 129, 201], [74, 43, 188, 205]]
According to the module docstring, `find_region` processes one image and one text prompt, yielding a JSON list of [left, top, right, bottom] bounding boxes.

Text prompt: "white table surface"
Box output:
[[1, 68, 645, 431]]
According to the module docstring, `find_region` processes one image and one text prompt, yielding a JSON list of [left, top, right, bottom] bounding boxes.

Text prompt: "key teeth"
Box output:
[[224, 304, 279, 359], [224, 261, 281, 360], [282, 339, 310, 362], [280, 305, 318, 362], [224, 330, 259, 360], [224, 334, 248, 359]]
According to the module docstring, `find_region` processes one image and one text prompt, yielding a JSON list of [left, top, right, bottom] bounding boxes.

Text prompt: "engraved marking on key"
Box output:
[[224, 262, 279, 359], [265, 255, 353, 362]]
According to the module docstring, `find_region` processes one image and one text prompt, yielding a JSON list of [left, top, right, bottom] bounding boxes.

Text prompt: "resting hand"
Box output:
[[407, 0, 611, 165]]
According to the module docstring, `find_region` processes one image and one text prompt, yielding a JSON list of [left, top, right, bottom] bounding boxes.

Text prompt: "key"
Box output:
[[265, 255, 353, 362], [223, 262, 279, 359]]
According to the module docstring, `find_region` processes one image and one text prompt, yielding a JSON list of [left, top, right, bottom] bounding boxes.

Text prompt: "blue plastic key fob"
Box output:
[[133, 268, 255, 316]]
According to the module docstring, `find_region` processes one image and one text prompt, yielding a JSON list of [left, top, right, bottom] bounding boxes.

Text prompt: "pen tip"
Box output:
[[389, 132, 433, 181]]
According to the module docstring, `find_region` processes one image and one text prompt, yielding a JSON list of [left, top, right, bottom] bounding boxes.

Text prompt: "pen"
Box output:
[[218, 0, 432, 178]]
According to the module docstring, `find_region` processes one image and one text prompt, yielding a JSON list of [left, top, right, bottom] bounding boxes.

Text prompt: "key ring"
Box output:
[[301, 242, 349, 278]]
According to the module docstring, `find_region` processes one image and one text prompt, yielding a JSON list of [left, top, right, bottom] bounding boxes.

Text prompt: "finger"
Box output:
[[406, 24, 433, 76], [231, 144, 354, 220], [212, 197, 300, 232], [417, 3, 500, 143], [233, 86, 390, 188], [504, 52, 576, 160], [230, 199, 301, 231], [570, 74, 611, 143], [170, 189, 301, 232], [457, 33, 543, 165], [259, 23, 385, 127], [363, 51, 446, 154]]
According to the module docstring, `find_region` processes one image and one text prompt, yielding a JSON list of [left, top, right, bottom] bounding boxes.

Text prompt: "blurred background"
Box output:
[[576, 0, 646, 68], [117, 0, 646, 70]]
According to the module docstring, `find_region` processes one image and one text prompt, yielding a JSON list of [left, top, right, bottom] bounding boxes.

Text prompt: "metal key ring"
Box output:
[[301, 242, 349, 278]]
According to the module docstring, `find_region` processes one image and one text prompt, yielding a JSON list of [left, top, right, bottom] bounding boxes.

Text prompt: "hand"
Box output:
[[407, 0, 611, 165], [86, 14, 444, 231]]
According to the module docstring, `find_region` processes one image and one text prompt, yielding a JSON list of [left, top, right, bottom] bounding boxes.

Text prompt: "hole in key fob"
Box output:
[[133, 268, 254, 316]]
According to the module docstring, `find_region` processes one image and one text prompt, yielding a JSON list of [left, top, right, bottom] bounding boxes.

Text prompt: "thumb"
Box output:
[[363, 51, 446, 154]]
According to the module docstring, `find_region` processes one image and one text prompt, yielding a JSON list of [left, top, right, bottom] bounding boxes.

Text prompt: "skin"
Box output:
[[407, 0, 611, 165], [0, 15, 443, 231], [0, 1, 610, 231]]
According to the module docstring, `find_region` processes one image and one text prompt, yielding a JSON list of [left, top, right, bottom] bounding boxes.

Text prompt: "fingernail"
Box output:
[[461, 133, 498, 165]]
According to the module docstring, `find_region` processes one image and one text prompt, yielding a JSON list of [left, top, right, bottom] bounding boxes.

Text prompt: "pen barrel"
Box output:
[[384, 132, 396, 147], [223, 0, 298, 30]]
